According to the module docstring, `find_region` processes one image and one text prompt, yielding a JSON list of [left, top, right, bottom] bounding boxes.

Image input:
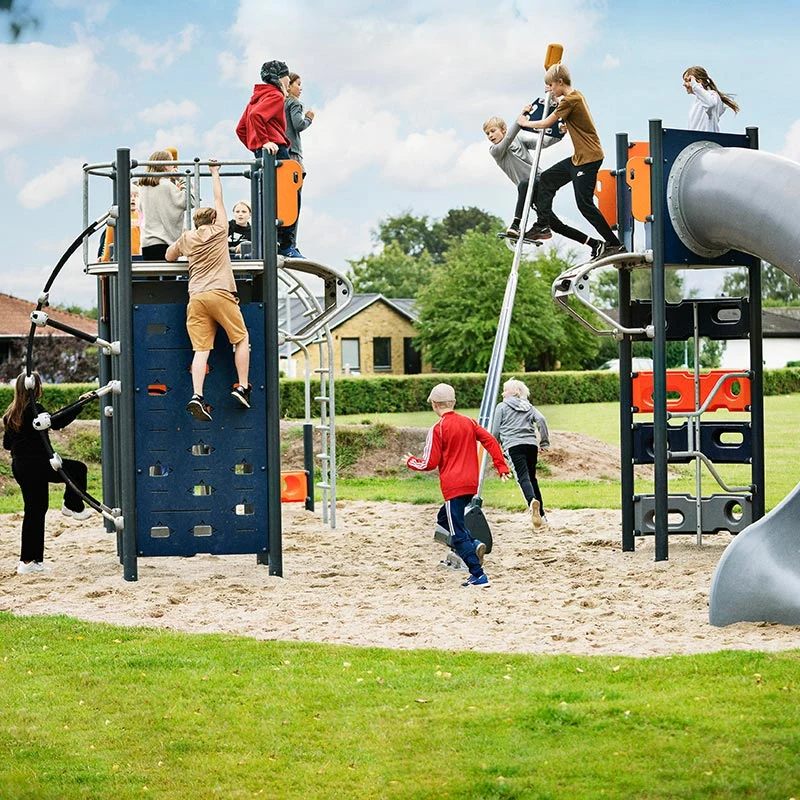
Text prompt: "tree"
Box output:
[[593, 266, 685, 307], [349, 242, 434, 298], [414, 233, 601, 372], [722, 262, 800, 305]]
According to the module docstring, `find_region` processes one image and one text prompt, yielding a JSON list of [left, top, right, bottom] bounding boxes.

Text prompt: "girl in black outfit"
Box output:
[[228, 201, 252, 256], [2, 372, 93, 574]]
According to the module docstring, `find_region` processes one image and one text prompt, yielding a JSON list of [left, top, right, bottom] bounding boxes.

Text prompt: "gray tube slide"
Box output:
[[666, 143, 800, 626]]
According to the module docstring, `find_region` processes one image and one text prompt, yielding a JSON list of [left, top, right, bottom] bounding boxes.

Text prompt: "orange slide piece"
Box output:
[[632, 370, 751, 413], [281, 470, 308, 503]]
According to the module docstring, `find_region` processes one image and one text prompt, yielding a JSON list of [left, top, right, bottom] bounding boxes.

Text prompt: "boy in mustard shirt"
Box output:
[[518, 64, 624, 261]]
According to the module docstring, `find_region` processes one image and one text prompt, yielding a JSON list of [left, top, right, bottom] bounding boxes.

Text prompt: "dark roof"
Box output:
[[762, 307, 800, 337], [0, 292, 97, 339]]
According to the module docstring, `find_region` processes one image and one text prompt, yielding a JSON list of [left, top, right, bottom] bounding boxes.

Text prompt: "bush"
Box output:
[[0, 383, 99, 420]]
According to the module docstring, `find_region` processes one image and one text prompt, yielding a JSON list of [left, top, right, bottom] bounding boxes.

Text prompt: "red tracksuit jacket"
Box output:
[[406, 411, 509, 500], [236, 84, 291, 152]]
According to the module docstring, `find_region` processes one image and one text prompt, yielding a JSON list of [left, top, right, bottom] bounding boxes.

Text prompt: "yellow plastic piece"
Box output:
[[626, 156, 652, 223], [544, 43, 563, 68]]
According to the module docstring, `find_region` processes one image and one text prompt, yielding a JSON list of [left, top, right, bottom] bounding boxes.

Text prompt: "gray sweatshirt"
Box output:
[[491, 396, 550, 450], [488, 121, 557, 185], [285, 96, 312, 164]]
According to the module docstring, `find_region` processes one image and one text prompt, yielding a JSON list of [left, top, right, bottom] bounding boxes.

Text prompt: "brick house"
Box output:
[[0, 292, 99, 382], [279, 293, 432, 377]]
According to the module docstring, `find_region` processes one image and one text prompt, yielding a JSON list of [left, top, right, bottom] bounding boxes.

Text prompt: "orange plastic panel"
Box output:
[[628, 141, 649, 159], [594, 169, 617, 227], [632, 371, 751, 413], [626, 156, 652, 222], [276, 159, 303, 227], [281, 470, 308, 503]]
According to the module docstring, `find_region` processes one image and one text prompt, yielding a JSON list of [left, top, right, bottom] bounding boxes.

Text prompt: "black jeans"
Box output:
[[535, 157, 619, 245], [12, 458, 88, 562], [508, 444, 545, 514]]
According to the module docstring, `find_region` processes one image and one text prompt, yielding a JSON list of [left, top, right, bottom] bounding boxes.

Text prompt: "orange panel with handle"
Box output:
[[632, 371, 751, 413], [594, 169, 617, 227], [626, 156, 652, 223], [276, 158, 303, 228]]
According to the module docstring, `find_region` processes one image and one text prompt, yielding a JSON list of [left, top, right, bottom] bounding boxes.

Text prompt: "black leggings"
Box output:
[[12, 458, 88, 562], [535, 157, 619, 245], [508, 444, 544, 514]]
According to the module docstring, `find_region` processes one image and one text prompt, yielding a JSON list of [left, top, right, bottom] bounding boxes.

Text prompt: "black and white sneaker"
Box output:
[[592, 241, 626, 261], [187, 395, 212, 421], [523, 224, 552, 241], [588, 238, 604, 259], [505, 223, 521, 239], [231, 383, 252, 408]]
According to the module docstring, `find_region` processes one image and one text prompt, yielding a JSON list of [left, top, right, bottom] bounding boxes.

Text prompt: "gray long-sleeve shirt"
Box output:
[[491, 396, 550, 450], [285, 96, 312, 163], [488, 121, 557, 185]]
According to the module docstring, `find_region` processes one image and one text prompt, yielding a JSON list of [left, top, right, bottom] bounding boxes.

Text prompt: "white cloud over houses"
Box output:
[[777, 119, 800, 164], [118, 24, 198, 71], [18, 158, 87, 209], [0, 41, 111, 151]]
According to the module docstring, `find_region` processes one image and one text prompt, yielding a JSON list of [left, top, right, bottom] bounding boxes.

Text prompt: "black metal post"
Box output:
[[745, 126, 765, 522], [648, 120, 669, 562], [303, 422, 315, 511], [115, 148, 138, 581], [251, 157, 263, 260], [616, 133, 636, 552], [261, 153, 283, 575]]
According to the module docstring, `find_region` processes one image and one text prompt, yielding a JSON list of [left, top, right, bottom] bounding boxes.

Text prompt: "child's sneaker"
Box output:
[[187, 395, 212, 421], [17, 561, 46, 574], [540, 513, 549, 526], [61, 505, 94, 521], [588, 238, 604, 260], [591, 241, 626, 261], [231, 383, 252, 409], [530, 499, 543, 530], [505, 222, 520, 239], [461, 573, 489, 587], [474, 540, 486, 566], [523, 224, 552, 241]]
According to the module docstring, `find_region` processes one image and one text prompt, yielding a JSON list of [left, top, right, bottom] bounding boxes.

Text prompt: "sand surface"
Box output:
[[2, 501, 798, 657]]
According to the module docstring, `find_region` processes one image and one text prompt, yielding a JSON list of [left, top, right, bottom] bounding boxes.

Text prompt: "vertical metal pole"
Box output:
[[115, 148, 138, 581], [261, 153, 283, 575], [692, 302, 702, 544], [648, 120, 669, 562], [251, 156, 263, 260], [745, 126, 765, 522], [97, 275, 116, 533], [616, 133, 636, 552]]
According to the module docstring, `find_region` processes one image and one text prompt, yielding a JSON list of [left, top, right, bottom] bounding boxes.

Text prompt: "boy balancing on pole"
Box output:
[[404, 383, 510, 587], [517, 63, 625, 261], [166, 161, 252, 421]]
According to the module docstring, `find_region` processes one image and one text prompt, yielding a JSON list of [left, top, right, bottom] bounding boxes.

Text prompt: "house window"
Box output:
[[341, 338, 360, 374], [373, 337, 391, 372]]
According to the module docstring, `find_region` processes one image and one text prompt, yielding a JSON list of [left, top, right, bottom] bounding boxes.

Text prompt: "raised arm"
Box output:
[[209, 160, 226, 222], [689, 77, 721, 110]]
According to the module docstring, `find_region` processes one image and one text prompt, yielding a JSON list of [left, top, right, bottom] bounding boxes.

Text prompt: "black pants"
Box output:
[[535, 157, 619, 245], [142, 243, 169, 260], [508, 444, 544, 514], [514, 179, 536, 221], [12, 458, 88, 562]]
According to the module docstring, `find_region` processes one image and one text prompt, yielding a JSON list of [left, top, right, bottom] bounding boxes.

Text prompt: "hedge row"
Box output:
[[1, 368, 799, 421]]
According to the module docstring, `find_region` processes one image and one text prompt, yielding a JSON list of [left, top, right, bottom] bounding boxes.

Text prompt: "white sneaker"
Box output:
[[62, 505, 94, 521], [540, 514, 549, 526], [17, 561, 46, 574], [530, 499, 543, 530]]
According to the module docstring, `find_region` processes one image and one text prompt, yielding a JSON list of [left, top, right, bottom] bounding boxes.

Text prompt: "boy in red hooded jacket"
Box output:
[[236, 60, 300, 256]]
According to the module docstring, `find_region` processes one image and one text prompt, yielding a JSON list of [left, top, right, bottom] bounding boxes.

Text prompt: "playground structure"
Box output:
[[25, 149, 352, 581], [552, 122, 800, 626]]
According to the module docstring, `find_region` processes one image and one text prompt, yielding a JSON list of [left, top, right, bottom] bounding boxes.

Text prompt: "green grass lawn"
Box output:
[[1, 613, 798, 800]]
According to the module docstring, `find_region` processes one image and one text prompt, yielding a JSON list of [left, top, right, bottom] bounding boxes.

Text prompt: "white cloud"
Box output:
[[3, 153, 26, 185], [119, 24, 198, 71], [299, 205, 373, 272], [0, 41, 111, 151], [383, 129, 465, 189], [52, 0, 112, 26], [602, 53, 620, 70], [138, 100, 200, 125], [131, 120, 244, 166], [777, 119, 800, 164], [18, 158, 87, 209]]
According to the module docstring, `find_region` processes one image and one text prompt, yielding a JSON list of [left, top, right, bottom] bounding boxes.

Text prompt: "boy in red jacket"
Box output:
[[236, 60, 299, 256], [405, 383, 510, 587]]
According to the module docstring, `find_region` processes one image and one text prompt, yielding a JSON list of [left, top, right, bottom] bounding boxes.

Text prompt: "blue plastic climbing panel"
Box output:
[[132, 299, 267, 557]]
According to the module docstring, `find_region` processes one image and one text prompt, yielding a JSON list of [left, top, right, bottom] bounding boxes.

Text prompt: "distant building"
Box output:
[[279, 293, 431, 378], [720, 307, 800, 369]]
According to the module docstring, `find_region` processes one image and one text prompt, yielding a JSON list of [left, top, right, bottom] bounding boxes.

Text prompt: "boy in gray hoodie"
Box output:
[[491, 378, 550, 529]]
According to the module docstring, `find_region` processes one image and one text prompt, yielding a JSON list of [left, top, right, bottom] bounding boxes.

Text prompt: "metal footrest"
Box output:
[[633, 492, 752, 535]]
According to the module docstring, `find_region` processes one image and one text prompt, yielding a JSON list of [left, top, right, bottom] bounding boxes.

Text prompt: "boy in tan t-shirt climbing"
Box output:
[[518, 64, 625, 262], [166, 160, 252, 421]]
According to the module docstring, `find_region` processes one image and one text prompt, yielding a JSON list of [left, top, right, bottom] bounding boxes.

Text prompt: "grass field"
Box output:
[[1, 613, 799, 800]]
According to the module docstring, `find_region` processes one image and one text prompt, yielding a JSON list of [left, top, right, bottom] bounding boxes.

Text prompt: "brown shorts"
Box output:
[[186, 290, 248, 351]]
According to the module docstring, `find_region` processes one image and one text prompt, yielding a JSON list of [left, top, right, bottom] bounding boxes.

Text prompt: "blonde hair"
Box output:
[[503, 378, 530, 400], [544, 64, 571, 86], [432, 400, 456, 410], [483, 116, 507, 134], [3, 372, 42, 433], [138, 150, 175, 187], [193, 207, 217, 227], [233, 201, 251, 214], [683, 66, 739, 113]]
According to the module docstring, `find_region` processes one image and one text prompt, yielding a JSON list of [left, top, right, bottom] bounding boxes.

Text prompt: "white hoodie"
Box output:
[[687, 82, 726, 133]]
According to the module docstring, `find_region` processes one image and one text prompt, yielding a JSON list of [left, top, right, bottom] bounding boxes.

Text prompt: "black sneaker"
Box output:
[[187, 395, 212, 421], [474, 540, 486, 566], [592, 242, 626, 261], [523, 224, 552, 241], [231, 383, 252, 408], [505, 223, 520, 239], [588, 238, 604, 259]]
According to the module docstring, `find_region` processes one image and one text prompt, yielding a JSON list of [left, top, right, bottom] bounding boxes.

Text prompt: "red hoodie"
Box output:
[[406, 411, 509, 500], [236, 84, 290, 152]]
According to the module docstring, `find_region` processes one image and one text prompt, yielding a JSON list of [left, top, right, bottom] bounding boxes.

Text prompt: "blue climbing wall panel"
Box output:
[[132, 299, 267, 557]]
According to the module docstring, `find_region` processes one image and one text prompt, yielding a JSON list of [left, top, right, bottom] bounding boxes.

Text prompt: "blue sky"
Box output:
[[2, 0, 799, 308]]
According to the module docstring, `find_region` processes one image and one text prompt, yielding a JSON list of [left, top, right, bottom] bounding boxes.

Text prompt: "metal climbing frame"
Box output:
[[81, 150, 351, 579]]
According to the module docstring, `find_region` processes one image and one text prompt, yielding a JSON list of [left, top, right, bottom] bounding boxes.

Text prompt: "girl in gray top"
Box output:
[[283, 73, 314, 256], [491, 378, 550, 528]]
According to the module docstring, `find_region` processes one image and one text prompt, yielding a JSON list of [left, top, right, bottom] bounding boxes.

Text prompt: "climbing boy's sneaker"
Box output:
[[462, 573, 490, 587], [592, 241, 627, 261], [588, 238, 604, 260], [505, 222, 521, 239], [523, 224, 552, 241], [187, 394, 212, 422], [278, 245, 306, 259], [231, 383, 252, 409], [474, 540, 486, 566]]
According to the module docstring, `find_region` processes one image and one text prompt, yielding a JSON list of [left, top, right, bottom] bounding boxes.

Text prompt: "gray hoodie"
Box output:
[[488, 121, 557, 186], [491, 396, 550, 450]]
